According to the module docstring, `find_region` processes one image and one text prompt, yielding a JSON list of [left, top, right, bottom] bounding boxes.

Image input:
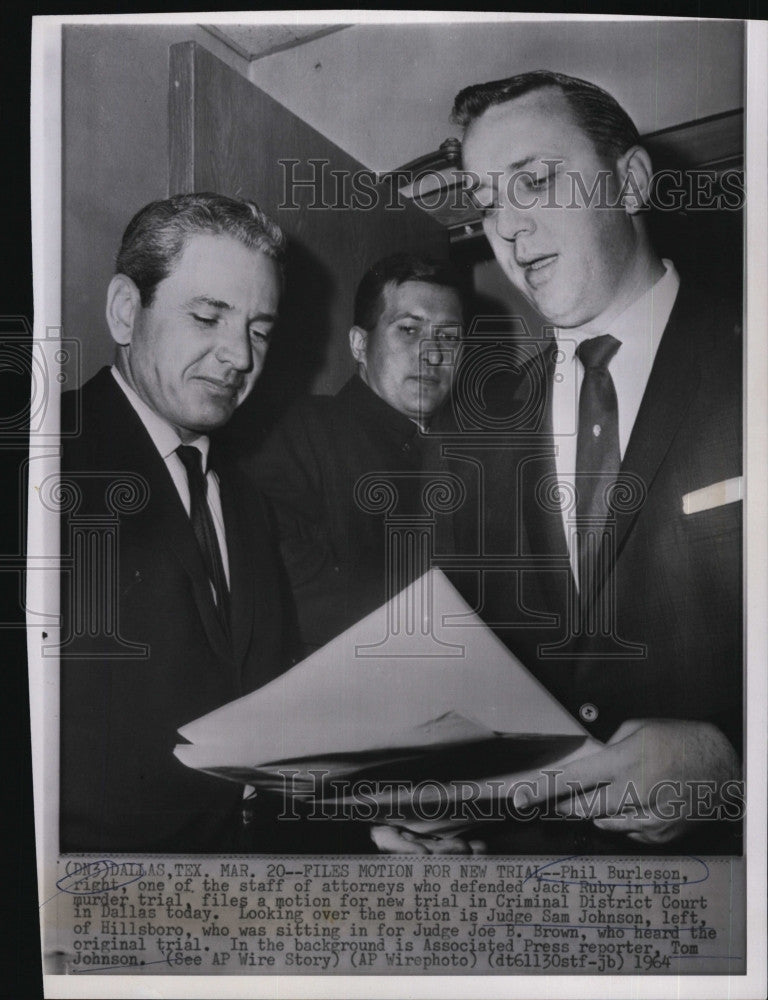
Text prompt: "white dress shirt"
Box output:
[[111, 366, 230, 585], [551, 260, 680, 583]]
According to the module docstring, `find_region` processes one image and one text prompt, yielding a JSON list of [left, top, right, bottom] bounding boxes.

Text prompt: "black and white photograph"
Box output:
[[26, 10, 766, 998]]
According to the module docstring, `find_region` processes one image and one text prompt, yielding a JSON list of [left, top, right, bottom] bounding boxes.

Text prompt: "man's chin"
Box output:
[[505, 277, 570, 325], [180, 401, 240, 437], [406, 399, 444, 424], [529, 297, 584, 328], [415, 379, 447, 402]]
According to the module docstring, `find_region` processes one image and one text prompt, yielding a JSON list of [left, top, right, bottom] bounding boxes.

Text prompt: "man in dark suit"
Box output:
[[456, 70, 742, 849], [60, 193, 290, 853], [380, 71, 742, 853], [253, 254, 464, 656]]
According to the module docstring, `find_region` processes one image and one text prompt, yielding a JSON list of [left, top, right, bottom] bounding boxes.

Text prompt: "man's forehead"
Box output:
[[369, 284, 461, 334], [463, 87, 584, 163], [379, 280, 461, 315], [172, 231, 260, 268], [166, 233, 279, 299], [472, 85, 576, 128]]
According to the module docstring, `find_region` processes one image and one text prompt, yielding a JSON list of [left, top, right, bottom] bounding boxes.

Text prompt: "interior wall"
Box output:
[[249, 20, 746, 173], [62, 25, 250, 387]]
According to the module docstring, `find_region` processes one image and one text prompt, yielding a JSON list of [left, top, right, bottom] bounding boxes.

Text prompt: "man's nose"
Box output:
[[215, 326, 253, 370], [422, 340, 446, 367], [493, 202, 536, 243]]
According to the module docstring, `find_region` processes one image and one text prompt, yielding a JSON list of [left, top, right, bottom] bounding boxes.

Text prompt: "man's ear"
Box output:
[[349, 325, 368, 366], [106, 274, 141, 346], [616, 145, 654, 215]]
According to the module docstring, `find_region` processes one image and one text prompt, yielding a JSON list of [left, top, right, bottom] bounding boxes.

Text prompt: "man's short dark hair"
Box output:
[[353, 253, 464, 332], [115, 192, 287, 307], [452, 69, 640, 161]]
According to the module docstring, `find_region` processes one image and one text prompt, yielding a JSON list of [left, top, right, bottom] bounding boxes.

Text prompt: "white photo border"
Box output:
[[28, 11, 767, 999]]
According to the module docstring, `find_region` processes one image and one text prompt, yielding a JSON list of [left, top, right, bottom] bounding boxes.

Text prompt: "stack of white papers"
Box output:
[[175, 569, 600, 830]]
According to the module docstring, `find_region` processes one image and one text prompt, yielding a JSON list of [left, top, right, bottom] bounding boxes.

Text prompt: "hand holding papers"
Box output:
[[175, 569, 601, 831]]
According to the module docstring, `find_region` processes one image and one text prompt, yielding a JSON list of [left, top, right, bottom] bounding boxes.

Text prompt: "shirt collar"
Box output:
[[111, 366, 210, 470], [555, 259, 680, 356]]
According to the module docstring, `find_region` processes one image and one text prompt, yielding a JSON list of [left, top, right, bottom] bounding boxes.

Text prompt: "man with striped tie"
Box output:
[[60, 193, 290, 852]]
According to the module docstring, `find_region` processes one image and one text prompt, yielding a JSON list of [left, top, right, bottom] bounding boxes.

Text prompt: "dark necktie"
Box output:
[[575, 334, 621, 607], [176, 444, 230, 637]]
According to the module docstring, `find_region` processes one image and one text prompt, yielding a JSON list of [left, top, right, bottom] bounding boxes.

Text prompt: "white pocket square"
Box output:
[[682, 477, 742, 515]]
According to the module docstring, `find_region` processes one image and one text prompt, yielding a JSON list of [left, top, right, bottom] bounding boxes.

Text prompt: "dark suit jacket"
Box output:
[[251, 375, 454, 654], [60, 367, 287, 853], [445, 275, 743, 753]]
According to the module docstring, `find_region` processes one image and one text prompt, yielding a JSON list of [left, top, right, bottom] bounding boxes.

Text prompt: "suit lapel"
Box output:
[[96, 372, 233, 666], [613, 283, 702, 557]]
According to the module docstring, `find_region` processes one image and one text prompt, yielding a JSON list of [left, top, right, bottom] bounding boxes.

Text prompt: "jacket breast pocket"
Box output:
[[680, 499, 742, 545]]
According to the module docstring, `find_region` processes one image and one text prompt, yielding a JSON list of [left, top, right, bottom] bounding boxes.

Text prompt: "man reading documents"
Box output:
[[384, 71, 742, 851], [60, 193, 289, 852], [460, 71, 742, 847]]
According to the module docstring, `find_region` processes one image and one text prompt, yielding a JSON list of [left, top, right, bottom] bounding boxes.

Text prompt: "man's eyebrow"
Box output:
[[188, 297, 276, 322], [507, 154, 545, 172], [391, 311, 429, 323], [472, 154, 548, 189], [188, 295, 232, 310]]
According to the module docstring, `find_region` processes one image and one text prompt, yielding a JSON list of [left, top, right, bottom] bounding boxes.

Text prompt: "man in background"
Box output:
[[60, 193, 290, 853], [253, 253, 464, 655]]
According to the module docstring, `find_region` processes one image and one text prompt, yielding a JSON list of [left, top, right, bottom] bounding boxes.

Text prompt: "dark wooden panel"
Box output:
[[643, 109, 743, 173], [168, 41, 196, 195], [168, 42, 448, 451]]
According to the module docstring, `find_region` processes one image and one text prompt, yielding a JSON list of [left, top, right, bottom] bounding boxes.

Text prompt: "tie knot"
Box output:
[[176, 444, 204, 478], [576, 334, 621, 371]]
